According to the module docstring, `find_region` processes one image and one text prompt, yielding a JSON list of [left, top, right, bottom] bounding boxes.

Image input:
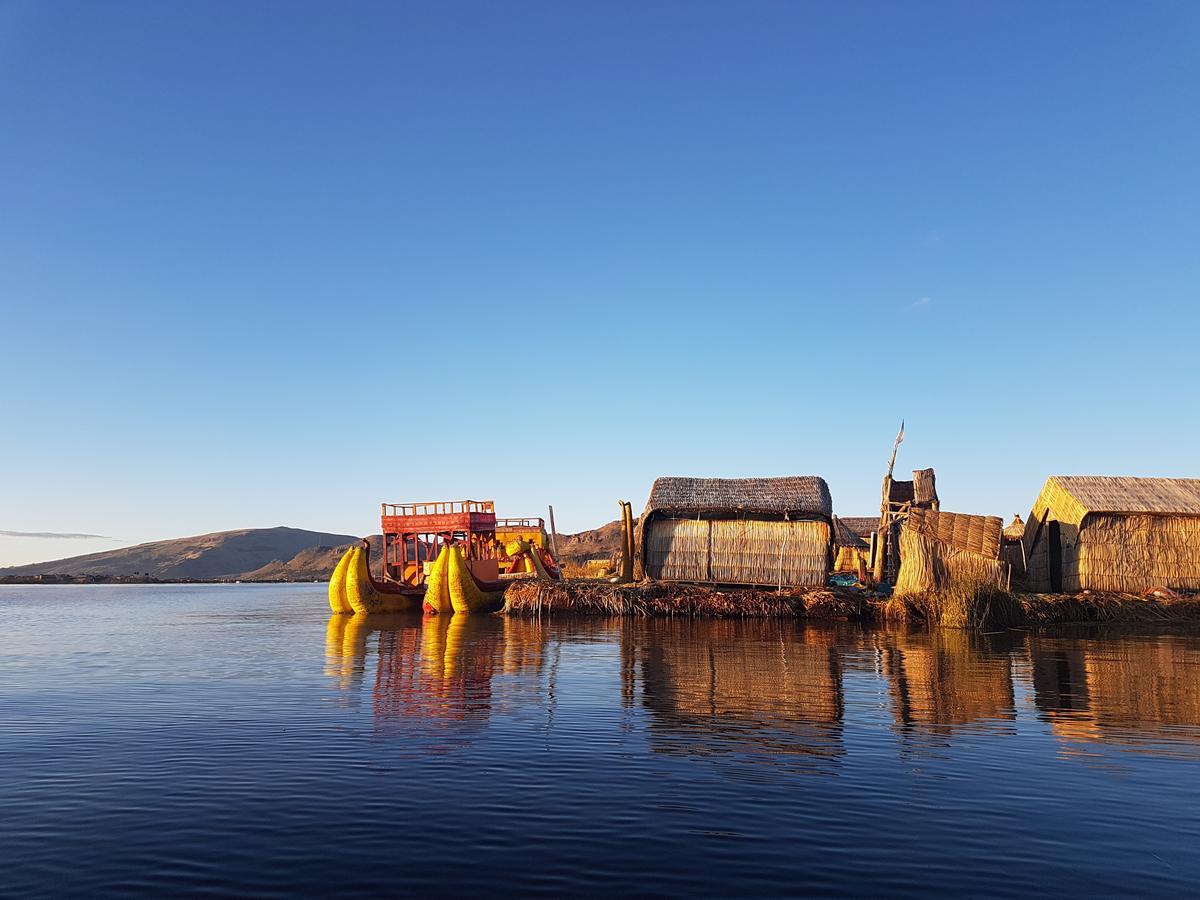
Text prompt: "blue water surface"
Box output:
[[2, 585, 1199, 897]]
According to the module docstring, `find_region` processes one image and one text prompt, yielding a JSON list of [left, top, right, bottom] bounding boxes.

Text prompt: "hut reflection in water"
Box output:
[[324, 615, 1200, 763], [878, 629, 1019, 742], [624, 620, 845, 768], [1029, 632, 1200, 758]]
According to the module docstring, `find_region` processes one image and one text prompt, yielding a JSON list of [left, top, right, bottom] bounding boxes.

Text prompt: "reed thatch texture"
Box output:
[[503, 579, 868, 619], [645, 518, 830, 586], [837, 517, 879, 540], [894, 531, 1006, 595], [834, 546, 869, 574], [833, 517, 869, 549], [634, 476, 833, 586], [646, 518, 709, 581], [892, 511, 1013, 626], [1003, 514, 1025, 541], [831, 517, 870, 573], [912, 468, 939, 507], [1023, 476, 1200, 593], [904, 509, 1003, 557]]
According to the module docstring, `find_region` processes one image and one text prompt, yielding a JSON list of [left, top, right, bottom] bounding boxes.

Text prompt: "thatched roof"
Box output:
[[1046, 476, 1200, 518], [886, 468, 938, 508], [833, 517, 869, 549], [642, 476, 832, 520], [904, 508, 1003, 558], [1003, 514, 1025, 541], [837, 517, 879, 539]]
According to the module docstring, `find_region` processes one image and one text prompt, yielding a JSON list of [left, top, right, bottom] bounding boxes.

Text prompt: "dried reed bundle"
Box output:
[[502, 579, 868, 619]]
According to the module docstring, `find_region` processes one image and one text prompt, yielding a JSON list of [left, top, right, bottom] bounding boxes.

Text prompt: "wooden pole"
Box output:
[[623, 501, 635, 578], [618, 500, 634, 583], [547, 505, 561, 560]]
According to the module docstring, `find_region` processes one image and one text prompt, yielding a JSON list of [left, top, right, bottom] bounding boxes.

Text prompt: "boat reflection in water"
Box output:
[[325, 614, 553, 739], [324, 614, 1200, 764], [623, 620, 845, 771], [1029, 631, 1200, 759]]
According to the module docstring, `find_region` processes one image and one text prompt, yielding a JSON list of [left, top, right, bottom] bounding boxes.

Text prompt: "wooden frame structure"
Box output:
[[380, 499, 498, 587]]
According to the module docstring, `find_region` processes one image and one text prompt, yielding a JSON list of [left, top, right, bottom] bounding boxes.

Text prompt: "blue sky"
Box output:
[[2, 1, 1198, 566]]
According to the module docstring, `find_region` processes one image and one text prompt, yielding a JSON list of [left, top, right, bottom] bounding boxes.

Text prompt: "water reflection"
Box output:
[[878, 629, 1018, 741], [1029, 632, 1200, 758], [624, 620, 845, 769], [324, 614, 1200, 763], [325, 614, 554, 737]]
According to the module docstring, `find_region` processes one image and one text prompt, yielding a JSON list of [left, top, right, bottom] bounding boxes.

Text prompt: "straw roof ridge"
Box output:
[[1049, 476, 1200, 518], [643, 476, 832, 520], [1003, 514, 1025, 541]]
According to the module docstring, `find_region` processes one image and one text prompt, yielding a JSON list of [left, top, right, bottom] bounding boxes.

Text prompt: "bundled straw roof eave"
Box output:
[[641, 476, 833, 521], [904, 508, 1003, 559], [1052, 475, 1200, 518]]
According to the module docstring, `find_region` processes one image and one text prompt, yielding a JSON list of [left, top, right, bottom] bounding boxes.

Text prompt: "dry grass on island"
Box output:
[[504, 578, 869, 620], [505, 576, 1200, 628]]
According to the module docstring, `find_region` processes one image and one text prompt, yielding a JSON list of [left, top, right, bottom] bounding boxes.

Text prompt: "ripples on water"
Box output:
[[2, 585, 1199, 897]]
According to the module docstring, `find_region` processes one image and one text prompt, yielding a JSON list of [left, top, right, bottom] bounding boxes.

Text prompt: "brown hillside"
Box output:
[[240, 535, 384, 581], [554, 518, 633, 567], [1, 527, 360, 580]]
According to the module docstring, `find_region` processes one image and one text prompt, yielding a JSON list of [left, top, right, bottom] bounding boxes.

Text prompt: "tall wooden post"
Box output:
[[547, 505, 561, 560], [618, 500, 634, 583]]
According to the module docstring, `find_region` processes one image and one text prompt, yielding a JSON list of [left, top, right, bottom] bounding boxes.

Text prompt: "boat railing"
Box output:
[[382, 500, 495, 518]]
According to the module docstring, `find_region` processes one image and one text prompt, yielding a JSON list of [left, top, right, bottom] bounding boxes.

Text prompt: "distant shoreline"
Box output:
[[0, 575, 318, 586]]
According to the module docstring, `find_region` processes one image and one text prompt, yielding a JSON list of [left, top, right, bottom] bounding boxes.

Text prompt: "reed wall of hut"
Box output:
[[634, 476, 833, 587], [832, 516, 870, 573], [1022, 476, 1200, 593], [893, 509, 1006, 596]]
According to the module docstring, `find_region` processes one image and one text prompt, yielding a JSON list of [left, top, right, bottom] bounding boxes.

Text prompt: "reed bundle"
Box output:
[[894, 528, 1008, 597], [502, 579, 868, 619], [1016, 591, 1200, 625]]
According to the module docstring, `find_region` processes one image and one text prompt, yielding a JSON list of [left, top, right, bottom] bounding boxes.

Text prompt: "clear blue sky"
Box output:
[[2, 1, 1198, 566]]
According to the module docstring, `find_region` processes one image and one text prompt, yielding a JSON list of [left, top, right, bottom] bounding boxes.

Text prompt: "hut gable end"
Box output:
[[1022, 475, 1200, 593]]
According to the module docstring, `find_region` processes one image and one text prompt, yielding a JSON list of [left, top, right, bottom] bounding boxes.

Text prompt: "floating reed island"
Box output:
[[504, 469, 1200, 628]]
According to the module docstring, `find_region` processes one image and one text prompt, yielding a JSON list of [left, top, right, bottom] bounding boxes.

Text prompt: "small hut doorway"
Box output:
[[1048, 520, 1063, 592]]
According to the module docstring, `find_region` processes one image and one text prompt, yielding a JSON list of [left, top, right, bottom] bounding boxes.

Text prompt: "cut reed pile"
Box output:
[[1016, 591, 1200, 625], [881, 576, 1026, 629], [503, 579, 869, 619], [882, 583, 1200, 628]]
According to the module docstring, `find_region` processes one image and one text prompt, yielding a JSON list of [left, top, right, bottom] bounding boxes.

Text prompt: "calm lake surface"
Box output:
[[3, 585, 1200, 897]]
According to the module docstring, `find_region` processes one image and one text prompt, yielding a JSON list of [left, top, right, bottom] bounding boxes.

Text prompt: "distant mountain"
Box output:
[[554, 518, 633, 567], [239, 535, 383, 582], [2, 519, 635, 583], [1, 527, 360, 581]]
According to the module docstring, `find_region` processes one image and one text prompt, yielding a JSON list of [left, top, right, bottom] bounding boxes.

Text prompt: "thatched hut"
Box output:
[[1022, 476, 1200, 593], [894, 508, 1006, 595], [634, 476, 833, 587], [1000, 514, 1026, 576], [832, 517, 870, 573]]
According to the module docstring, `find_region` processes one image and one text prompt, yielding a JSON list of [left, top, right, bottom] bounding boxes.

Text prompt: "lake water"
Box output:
[[3, 584, 1200, 897]]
